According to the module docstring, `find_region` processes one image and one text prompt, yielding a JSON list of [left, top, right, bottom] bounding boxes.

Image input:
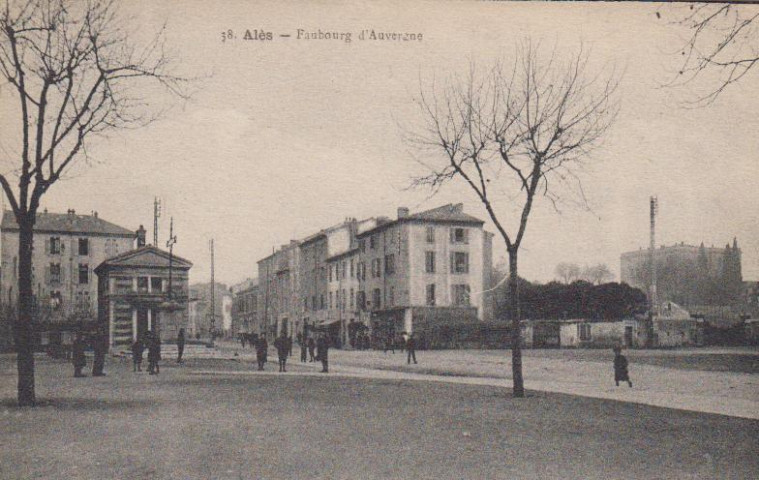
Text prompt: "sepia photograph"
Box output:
[[0, 1, 757, 479]]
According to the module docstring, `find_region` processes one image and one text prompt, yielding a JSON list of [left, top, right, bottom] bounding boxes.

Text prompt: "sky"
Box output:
[[1, 1, 757, 287]]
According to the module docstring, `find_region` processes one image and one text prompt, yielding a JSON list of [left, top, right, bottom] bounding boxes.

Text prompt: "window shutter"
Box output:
[[450, 252, 455, 273], [464, 229, 469, 244], [449, 228, 455, 243], [45, 266, 50, 284], [45, 239, 50, 255]]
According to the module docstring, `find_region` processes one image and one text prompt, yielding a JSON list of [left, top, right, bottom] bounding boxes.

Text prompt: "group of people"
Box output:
[[298, 334, 330, 372], [71, 331, 108, 378], [130, 330, 166, 375], [383, 332, 418, 365], [251, 332, 331, 373]]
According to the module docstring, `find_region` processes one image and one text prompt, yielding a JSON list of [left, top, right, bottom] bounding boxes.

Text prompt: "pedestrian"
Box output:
[[287, 335, 293, 358], [274, 333, 289, 372], [255, 335, 268, 371], [383, 334, 395, 354], [177, 328, 186, 364], [613, 346, 632, 388], [131, 337, 144, 372], [91, 329, 108, 377], [406, 332, 417, 365], [300, 336, 308, 363], [147, 331, 161, 375], [72, 332, 87, 377], [240, 333, 247, 349], [316, 334, 330, 373], [307, 336, 316, 362]]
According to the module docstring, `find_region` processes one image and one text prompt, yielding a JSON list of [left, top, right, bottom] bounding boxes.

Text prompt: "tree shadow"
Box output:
[[0, 396, 151, 411]]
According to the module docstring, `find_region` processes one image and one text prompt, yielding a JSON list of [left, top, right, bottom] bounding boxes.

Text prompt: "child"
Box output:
[[613, 346, 632, 388]]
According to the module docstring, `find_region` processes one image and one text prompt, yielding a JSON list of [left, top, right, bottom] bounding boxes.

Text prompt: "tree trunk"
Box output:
[[509, 248, 525, 398], [16, 215, 36, 406]]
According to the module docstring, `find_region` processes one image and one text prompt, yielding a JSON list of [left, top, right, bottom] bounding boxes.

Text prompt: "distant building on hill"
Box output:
[[620, 239, 743, 307]]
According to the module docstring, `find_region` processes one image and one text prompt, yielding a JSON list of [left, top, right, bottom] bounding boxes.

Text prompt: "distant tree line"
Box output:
[[494, 276, 648, 322]]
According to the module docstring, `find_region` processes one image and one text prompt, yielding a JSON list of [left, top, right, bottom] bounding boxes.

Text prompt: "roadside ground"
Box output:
[[1, 354, 757, 480]]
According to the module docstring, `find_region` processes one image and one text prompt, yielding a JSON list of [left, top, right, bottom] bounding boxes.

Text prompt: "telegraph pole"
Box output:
[[647, 196, 658, 347], [166, 217, 177, 300], [153, 197, 161, 246], [209, 239, 215, 345]]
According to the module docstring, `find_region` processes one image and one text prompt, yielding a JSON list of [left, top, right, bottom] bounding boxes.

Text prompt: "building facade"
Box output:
[[620, 239, 743, 307], [230, 278, 258, 338], [1, 210, 135, 326], [356, 204, 494, 344], [94, 245, 192, 349], [258, 241, 300, 341]]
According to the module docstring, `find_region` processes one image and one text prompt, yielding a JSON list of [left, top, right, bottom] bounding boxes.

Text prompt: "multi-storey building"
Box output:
[[230, 278, 258, 338], [299, 231, 330, 335], [94, 236, 192, 349], [356, 204, 494, 342], [1, 209, 135, 326], [258, 240, 300, 341], [620, 239, 743, 306]]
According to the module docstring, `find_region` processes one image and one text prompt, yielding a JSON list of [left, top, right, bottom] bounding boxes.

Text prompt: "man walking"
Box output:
[[177, 328, 186, 364], [274, 332, 289, 372], [131, 337, 144, 372], [307, 336, 316, 362], [316, 334, 330, 373], [613, 346, 632, 388], [72, 333, 87, 377], [300, 335, 308, 363], [406, 332, 417, 365], [255, 335, 268, 371]]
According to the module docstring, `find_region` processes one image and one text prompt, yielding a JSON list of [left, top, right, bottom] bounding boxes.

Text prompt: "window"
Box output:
[[451, 252, 469, 274], [350, 288, 354, 308], [359, 262, 366, 280], [426, 226, 435, 243], [384, 254, 395, 275], [341, 289, 346, 311], [426, 284, 436, 306], [450, 228, 469, 244], [312, 295, 317, 310], [370, 235, 377, 250], [49, 263, 61, 285], [452, 284, 471, 306], [137, 277, 149, 293], [342, 261, 347, 279], [78, 238, 89, 256], [357, 291, 366, 310], [151, 277, 163, 292], [425, 251, 435, 273], [388, 286, 395, 306], [320, 294, 325, 310], [50, 291, 62, 310], [350, 259, 354, 278], [372, 258, 382, 278], [329, 292, 333, 309], [329, 265, 333, 282], [359, 239, 366, 253], [49, 237, 61, 255], [78, 264, 89, 284], [578, 324, 592, 341], [372, 288, 381, 309]]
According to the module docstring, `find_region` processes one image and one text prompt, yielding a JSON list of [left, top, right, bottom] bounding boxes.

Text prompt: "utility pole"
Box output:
[[209, 238, 215, 345], [153, 197, 161, 246], [166, 217, 177, 300], [647, 196, 658, 348]]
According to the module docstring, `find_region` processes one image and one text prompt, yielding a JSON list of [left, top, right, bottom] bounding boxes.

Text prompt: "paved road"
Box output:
[[209, 341, 759, 419]]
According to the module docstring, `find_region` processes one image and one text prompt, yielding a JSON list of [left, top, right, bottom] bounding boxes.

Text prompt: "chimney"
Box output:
[[136, 225, 146, 248], [93, 211, 98, 218], [450, 203, 463, 213], [397, 207, 409, 219]]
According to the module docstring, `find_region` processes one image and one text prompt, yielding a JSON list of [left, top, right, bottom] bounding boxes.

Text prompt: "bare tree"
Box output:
[[581, 263, 614, 285], [555, 262, 581, 284], [0, 0, 187, 406], [659, 4, 759, 105], [409, 42, 617, 397]]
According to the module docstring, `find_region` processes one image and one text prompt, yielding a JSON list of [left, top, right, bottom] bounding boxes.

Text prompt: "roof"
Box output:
[[1, 210, 134, 237], [357, 203, 483, 238], [94, 246, 192, 273], [406, 203, 483, 224]]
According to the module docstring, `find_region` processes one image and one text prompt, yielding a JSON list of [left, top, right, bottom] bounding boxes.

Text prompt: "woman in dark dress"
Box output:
[[613, 346, 632, 388]]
